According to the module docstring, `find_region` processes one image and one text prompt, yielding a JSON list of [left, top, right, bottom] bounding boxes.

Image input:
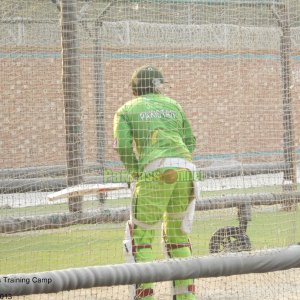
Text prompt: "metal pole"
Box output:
[[272, 3, 297, 211], [61, 0, 84, 212], [94, 20, 106, 204], [93, 1, 115, 204], [278, 4, 297, 210]]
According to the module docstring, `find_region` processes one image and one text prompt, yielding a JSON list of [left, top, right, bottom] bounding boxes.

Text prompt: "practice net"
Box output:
[[1, 0, 300, 299]]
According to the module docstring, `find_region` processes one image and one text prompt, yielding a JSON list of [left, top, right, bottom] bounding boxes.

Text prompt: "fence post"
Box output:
[[93, 1, 115, 203], [272, 3, 297, 210], [61, 0, 84, 212], [279, 4, 297, 210]]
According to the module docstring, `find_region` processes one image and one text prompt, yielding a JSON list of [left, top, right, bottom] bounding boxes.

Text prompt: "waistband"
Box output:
[[144, 157, 196, 173]]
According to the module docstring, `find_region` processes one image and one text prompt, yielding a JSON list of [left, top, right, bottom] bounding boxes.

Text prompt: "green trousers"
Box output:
[[132, 168, 196, 300]]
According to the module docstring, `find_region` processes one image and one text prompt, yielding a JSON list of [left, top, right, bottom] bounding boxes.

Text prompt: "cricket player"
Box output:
[[113, 65, 199, 300]]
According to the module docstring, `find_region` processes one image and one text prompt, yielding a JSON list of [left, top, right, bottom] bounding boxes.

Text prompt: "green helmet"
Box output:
[[131, 65, 164, 96]]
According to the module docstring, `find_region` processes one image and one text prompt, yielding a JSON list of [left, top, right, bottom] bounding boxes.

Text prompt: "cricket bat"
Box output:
[[47, 183, 128, 201]]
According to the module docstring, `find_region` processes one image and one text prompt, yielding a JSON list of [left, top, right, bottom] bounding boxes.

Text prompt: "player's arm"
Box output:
[[183, 115, 196, 153], [113, 110, 139, 176], [176, 104, 196, 153]]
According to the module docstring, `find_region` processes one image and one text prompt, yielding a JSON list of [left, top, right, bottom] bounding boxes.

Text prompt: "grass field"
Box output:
[[0, 184, 299, 275]]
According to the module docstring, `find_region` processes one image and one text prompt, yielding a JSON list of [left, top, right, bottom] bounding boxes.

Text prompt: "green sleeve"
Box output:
[[113, 110, 139, 176], [182, 111, 196, 154]]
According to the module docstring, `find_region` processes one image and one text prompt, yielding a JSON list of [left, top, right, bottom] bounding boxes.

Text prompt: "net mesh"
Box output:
[[1, 0, 300, 299]]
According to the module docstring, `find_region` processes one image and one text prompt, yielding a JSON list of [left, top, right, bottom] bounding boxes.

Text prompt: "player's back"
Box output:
[[125, 93, 193, 169]]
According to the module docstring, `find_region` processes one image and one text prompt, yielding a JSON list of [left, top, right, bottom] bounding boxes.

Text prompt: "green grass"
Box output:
[[1, 206, 299, 274], [0, 224, 125, 274], [0, 184, 299, 275]]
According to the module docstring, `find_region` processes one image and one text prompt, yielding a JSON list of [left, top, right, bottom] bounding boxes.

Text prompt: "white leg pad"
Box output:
[[123, 220, 135, 263], [123, 220, 137, 299], [181, 180, 201, 234], [181, 199, 196, 234]]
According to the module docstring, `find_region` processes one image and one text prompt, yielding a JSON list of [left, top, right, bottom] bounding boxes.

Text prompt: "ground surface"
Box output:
[[14, 268, 300, 300]]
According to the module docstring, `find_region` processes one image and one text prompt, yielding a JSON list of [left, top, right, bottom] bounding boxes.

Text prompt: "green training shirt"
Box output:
[[113, 93, 196, 176]]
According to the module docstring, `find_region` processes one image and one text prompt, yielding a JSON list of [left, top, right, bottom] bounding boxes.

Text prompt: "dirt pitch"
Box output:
[[14, 268, 300, 300]]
